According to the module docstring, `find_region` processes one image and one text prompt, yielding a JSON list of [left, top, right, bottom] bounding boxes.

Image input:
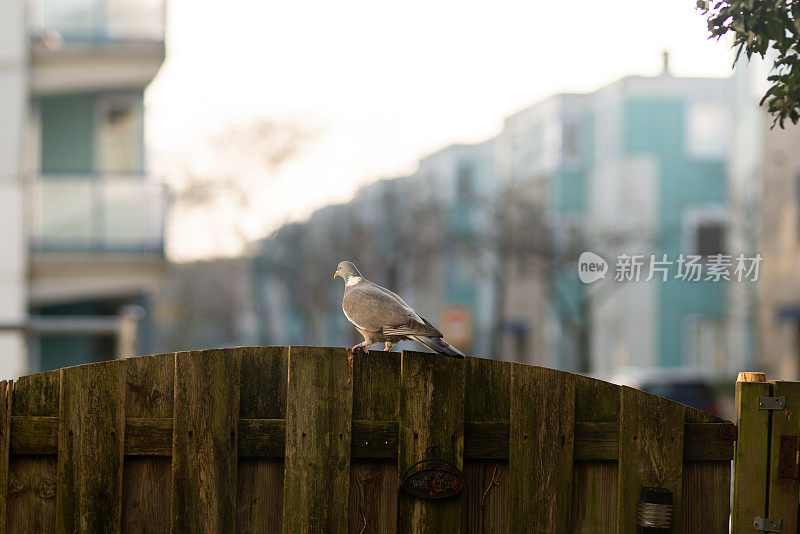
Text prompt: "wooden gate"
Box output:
[[0, 346, 733, 533], [732, 373, 800, 533]]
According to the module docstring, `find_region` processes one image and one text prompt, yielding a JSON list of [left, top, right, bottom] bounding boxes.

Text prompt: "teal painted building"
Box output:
[[497, 64, 737, 375], [23, 0, 167, 372]]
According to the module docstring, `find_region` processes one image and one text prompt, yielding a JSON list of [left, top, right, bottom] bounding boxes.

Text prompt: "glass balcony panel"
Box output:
[[103, 178, 162, 245], [38, 178, 94, 242], [31, 174, 165, 253], [31, 0, 164, 43]]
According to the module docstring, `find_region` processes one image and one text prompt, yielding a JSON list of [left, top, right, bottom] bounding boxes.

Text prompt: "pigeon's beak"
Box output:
[[333, 272, 339, 279]]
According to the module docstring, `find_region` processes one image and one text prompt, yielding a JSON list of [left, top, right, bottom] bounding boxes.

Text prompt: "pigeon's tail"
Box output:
[[411, 336, 465, 358]]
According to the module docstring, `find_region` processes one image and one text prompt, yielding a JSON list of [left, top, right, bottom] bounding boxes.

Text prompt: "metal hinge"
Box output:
[[754, 517, 782, 532], [758, 396, 786, 410]]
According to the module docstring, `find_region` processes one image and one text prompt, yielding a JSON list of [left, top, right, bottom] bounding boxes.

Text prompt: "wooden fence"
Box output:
[[732, 373, 800, 533], [0, 346, 734, 533]]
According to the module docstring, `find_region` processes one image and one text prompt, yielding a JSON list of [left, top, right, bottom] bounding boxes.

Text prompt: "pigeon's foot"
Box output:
[[384, 341, 397, 352]]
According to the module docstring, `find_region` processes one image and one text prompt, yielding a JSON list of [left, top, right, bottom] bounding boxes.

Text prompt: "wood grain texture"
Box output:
[[348, 460, 398, 534], [462, 462, 508, 534], [681, 405, 731, 533], [56, 360, 126, 533], [682, 461, 730, 533], [7, 370, 59, 534], [617, 386, 685, 534], [397, 351, 466, 534], [508, 365, 575, 532], [171, 349, 241, 533], [0, 380, 12, 533], [283, 346, 352, 534], [731, 380, 771, 533], [571, 461, 617, 533], [122, 353, 174, 534], [462, 357, 510, 533], [349, 350, 399, 534], [766, 381, 800, 533], [238, 346, 288, 534], [571, 375, 619, 533]]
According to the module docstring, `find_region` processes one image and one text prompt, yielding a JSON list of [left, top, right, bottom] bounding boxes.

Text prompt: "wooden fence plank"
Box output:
[[0, 380, 12, 533], [682, 403, 731, 533], [171, 349, 241, 533], [283, 346, 352, 534], [508, 365, 575, 533], [571, 375, 620, 533], [56, 361, 126, 533], [462, 357, 510, 534], [397, 351, 466, 534], [349, 350, 399, 534], [237, 346, 288, 534], [7, 370, 59, 533], [617, 386, 685, 534], [571, 461, 617, 534], [122, 353, 174, 534], [766, 381, 800, 533], [731, 380, 771, 533], [682, 461, 730, 533]]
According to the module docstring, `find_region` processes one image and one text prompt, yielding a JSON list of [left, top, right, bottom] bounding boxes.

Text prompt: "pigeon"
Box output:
[[333, 261, 465, 358]]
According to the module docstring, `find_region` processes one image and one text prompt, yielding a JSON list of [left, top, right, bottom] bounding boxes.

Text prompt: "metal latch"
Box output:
[[778, 435, 800, 478], [754, 517, 782, 532], [758, 396, 786, 410]]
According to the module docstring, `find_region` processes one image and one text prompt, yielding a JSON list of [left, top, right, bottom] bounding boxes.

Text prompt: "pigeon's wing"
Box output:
[[343, 281, 441, 337]]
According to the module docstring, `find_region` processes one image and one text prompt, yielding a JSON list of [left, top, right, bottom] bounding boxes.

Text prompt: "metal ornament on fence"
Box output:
[[401, 459, 464, 500], [636, 487, 672, 533]]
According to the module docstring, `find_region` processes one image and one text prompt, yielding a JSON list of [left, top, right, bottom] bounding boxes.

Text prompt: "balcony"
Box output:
[[29, 0, 164, 44], [28, 0, 166, 95], [28, 173, 167, 254]]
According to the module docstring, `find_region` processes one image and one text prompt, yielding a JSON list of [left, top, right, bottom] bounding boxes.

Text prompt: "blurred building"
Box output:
[[253, 141, 497, 357], [0, 0, 166, 376], [495, 56, 741, 375]]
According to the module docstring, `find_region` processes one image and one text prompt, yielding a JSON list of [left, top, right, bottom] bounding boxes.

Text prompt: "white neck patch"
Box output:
[[346, 276, 363, 287]]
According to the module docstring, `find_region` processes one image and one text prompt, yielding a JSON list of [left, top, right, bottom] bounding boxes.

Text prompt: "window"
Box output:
[[684, 208, 727, 257], [685, 102, 728, 159], [456, 162, 474, 202], [95, 95, 143, 173], [563, 119, 581, 161], [695, 221, 725, 256]]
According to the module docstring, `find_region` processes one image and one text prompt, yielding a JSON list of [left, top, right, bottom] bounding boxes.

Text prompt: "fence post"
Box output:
[[731, 372, 771, 533], [0, 380, 12, 533]]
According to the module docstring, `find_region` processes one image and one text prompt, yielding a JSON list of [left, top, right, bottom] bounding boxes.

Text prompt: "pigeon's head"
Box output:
[[333, 261, 361, 282]]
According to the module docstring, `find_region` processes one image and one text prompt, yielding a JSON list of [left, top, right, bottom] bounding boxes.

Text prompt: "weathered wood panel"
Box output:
[[238, 346, 288, 534], [681, 461, 730, 533], [397, 351, 466, 534], [509, 365, 575, 532], [571, 375, 620, 533], [171, 349, 241, 533], [283, 346, 352, 534], [122, 353, 174, 534], [571, 461, 617, 533], [731, 380, 771, 533], [0, 380, 12, 533], [349, 350, 398, 534], [617, 386, 685, 534], [56, 361, 126, 533], [7, 371, 59, 533], [766, 381, 800, 533], [463, 357, 510, 534]]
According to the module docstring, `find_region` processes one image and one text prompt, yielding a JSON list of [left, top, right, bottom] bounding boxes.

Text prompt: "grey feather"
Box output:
[[335, 261, 464, 358]]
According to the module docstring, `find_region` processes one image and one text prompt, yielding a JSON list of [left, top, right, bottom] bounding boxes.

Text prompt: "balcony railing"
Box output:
[[29, 0, 165, 44], [28, 173, 167, 254]]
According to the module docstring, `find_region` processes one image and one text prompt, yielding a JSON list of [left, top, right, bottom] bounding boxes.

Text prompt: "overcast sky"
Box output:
[[145, 0, 734, 260]]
